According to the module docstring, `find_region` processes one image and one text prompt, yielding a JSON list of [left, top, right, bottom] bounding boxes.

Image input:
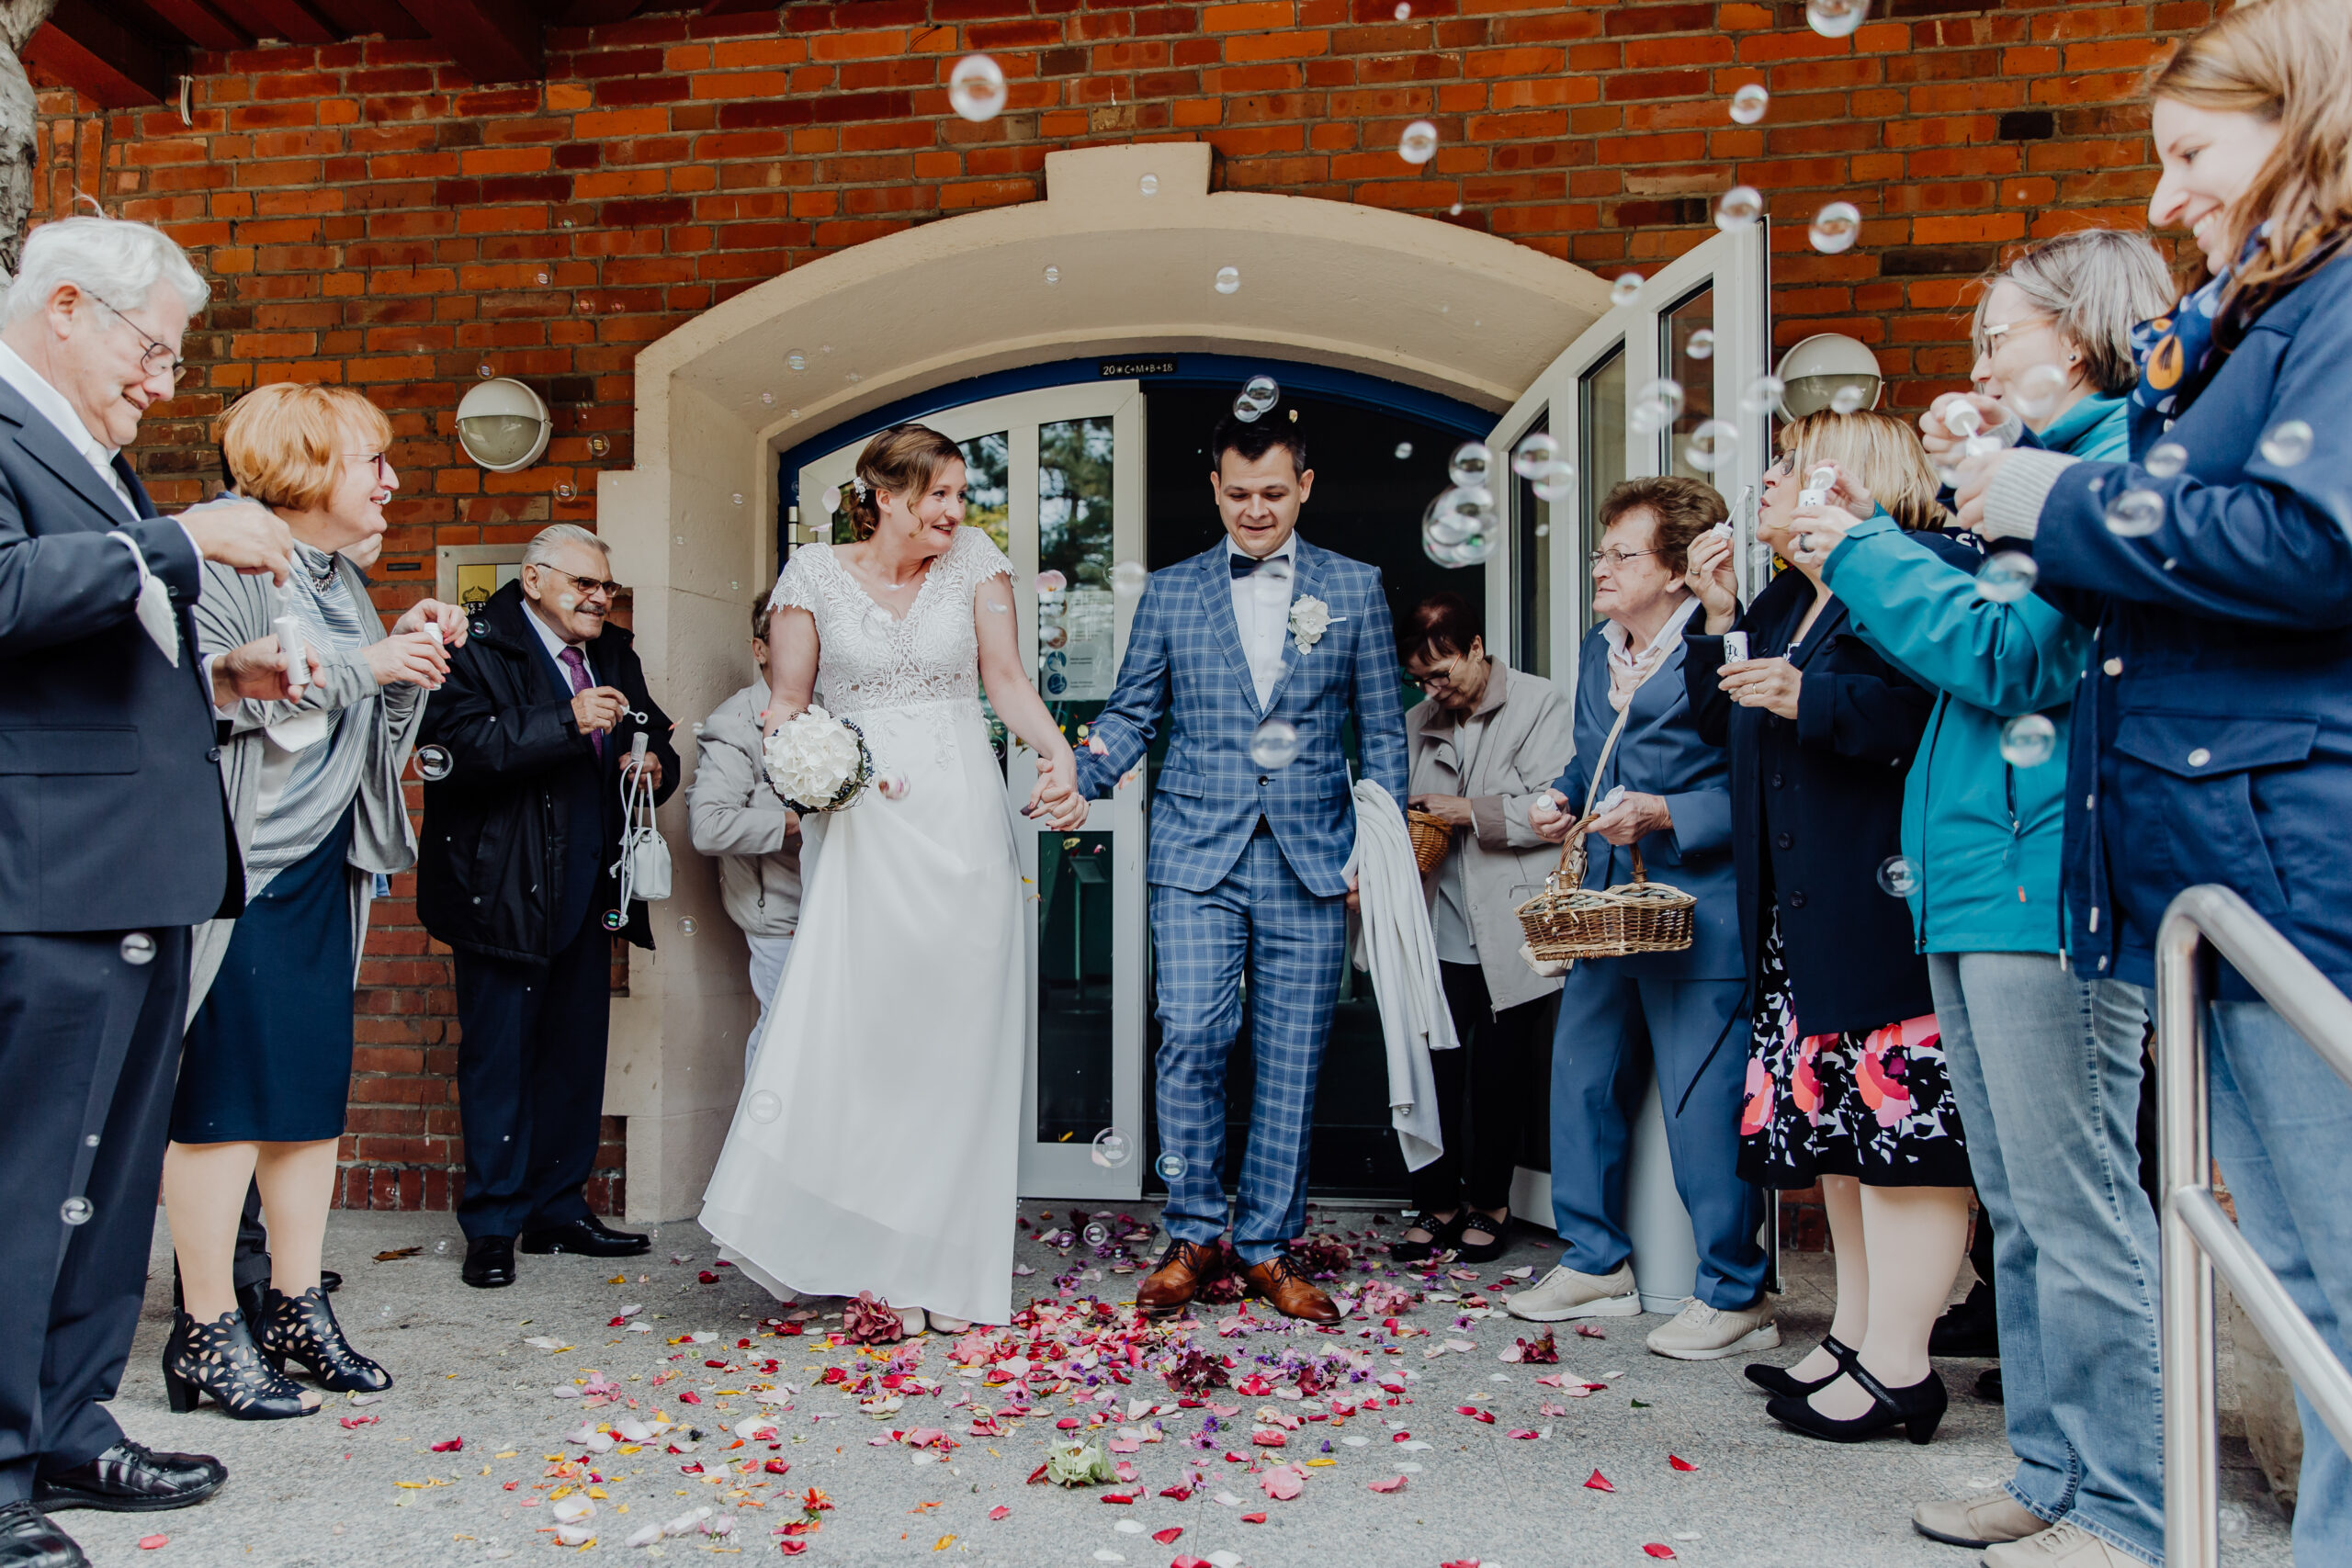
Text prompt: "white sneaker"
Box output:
[[1644, 1295, 1780, 1360], [1503, 1262, 1640, 1322], [1983, 1522, 2142, 1567]]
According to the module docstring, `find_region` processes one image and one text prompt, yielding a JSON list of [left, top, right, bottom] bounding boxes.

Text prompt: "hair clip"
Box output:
[[852, 476, 869, 500]]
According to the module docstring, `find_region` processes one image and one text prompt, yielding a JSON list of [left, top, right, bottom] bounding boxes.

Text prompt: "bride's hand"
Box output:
[[1028, 749, 1088, 829]]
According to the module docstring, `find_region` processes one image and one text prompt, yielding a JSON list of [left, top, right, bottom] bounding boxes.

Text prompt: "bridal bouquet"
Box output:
[[763, 704, 872, 811]]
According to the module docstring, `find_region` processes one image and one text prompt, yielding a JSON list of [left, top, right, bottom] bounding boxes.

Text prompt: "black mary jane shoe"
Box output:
[[258, 1284, 391, 1393], [0, 1500, 88, 1568], [34, 1439, 225, 1514], [518, 1215, 651, 1258], [1746, 1333, 1856, 1398], [1388, 1210, 1468, 1265], [1766, 1355, 1948, 1445], [161, 1308, 318, 1420], [1453, 1210, 1512, 1265]]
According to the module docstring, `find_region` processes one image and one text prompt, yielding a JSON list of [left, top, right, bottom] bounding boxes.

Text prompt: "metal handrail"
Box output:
[[2157, 885, 2352, 1564]]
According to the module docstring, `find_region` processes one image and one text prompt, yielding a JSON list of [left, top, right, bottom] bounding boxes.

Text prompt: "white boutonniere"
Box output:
[[1288, 595, 1341, 653]]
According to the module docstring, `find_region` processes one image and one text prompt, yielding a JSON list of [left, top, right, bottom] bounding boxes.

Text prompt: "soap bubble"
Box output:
[[2104, 489, 2165, 537], [1829, 383, 1871, 415], [1112, 560, 1148, 597], [2218, 1504, 2250, 1540], [61, 1196, 92, 1226], [677, 917, 696, 935], [1715, 186, 1763, 231], [2144, 442, 2188, 480], [1082, 1222, 1110, 1247], [747, 1091, 782, 1124], [1999, 712, 2057, 768], [1629, 378, 1685, 434], [2010, 363, 2068, 422], [1154, 1150, 1186, 1180], [1511, 432, 1559, 479], [415, 745, 453, 782], [1729, 84, 1770, 123], [1808, 201, 1862, 254], [1043, 265, 1059, 286], [604, 909, 628, 931], [1250, 718, 1301, 769], [819, 486, 840, 514], [1138, 173, 1159, 196], [1974, 551, 2039, 604], [948, 54, 1007, 122], [1806, 0, 1868, 37], [1091, 1127, 1133, 1168], [477, 362, 493, 378], [1685, 328, 1715, 361], [555, 483, 574, 501], [119, 931, 156, 965], [1215, 266, 1241, 295], [876, 773, 910, 801], [2260, 420, 2313, 467], [1529, 460, 1576, 502], [1448, 442, 1496, 487], [1039, 624, 1069, 649], [786, 351, 807, 372], [1610, 273, 1645, 309], [1243, 373, 1279, 408], [1741, 374, 1787, 416], [1876, 856, 1919, 897], [588, 435, 610, 457], [1393, 442, 1413, 460], [1682, 420, 1738, 473], [1395, 1, 1409, 15], [1432, 484, 1497, 536], [1397, 120, 1439, 165]]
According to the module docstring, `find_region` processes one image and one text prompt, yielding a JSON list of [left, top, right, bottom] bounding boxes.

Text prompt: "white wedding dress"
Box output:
[[699, 525, 1024, 1325]]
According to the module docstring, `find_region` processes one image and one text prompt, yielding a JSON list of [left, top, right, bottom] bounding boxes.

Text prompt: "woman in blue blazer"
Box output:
[[1685, 412, 1978, 1447], [1957, 2, 2352, 1554]]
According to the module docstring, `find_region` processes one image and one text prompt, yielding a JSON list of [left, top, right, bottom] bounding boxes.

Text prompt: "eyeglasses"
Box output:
[[1407, 658, 1470, 692], [1589, 547, 1660, 569], [87, 295, 184, 384], [345, 452, 391, 484], [551, 571, 624, 598], [1979, 314, 2054, 347]]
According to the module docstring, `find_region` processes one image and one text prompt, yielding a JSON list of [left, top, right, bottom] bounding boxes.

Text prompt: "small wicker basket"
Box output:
[[1405, 808, 1455, 875], [1514, 817, 1697, 964]]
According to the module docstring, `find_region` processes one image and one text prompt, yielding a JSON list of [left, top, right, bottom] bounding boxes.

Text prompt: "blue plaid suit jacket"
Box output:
[[1076, 536, 1408, 898]]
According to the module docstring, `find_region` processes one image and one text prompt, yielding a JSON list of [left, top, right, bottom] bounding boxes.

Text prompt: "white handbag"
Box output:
[[612, 734, 672, 906]]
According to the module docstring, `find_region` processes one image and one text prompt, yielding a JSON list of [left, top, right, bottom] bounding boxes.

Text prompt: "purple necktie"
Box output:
[[559, 644, 605, 760]]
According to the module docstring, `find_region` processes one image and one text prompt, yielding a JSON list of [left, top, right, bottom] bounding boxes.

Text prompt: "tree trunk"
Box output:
[[0, 0, 62, 283]]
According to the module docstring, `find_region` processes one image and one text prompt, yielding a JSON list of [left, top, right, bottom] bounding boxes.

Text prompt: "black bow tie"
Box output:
[[1230, 554, 1283, 579]]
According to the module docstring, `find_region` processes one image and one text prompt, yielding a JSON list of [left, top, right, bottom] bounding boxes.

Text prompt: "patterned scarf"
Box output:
[[2128, 226, 2271, 432]]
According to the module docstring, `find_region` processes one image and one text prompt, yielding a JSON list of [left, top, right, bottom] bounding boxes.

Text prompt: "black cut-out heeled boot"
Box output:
[[257, 1284, 392, 1393], [1766, 1352, 1948, 1445], [1746, 1333, 1857, 1398], [161, 1307, 318, 1419]]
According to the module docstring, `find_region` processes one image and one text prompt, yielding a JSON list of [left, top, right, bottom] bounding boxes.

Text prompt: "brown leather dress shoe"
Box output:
[[1240, 1253, 1340, 1325], [1137, 1240, 1223, 1318]]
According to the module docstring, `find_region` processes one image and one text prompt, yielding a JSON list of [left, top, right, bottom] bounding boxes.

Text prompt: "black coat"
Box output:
[[1684, 540, 1973, 1034], [417, 581, 678, 962]]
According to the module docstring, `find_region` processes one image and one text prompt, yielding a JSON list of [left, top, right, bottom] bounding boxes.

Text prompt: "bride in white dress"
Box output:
[[699, 423, 1085, 1334]]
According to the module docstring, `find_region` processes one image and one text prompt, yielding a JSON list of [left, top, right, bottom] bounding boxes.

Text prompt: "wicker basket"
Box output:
[[1405, 808, 1455, 875], [1514, 821, 1697, 964]]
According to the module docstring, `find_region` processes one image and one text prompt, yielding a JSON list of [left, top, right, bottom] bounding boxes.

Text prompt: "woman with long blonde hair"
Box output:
[[1954, 0, 2352, 1559]]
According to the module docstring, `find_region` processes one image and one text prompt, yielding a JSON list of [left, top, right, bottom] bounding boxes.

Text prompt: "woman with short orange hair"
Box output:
[[159, 384, 466, 1419]]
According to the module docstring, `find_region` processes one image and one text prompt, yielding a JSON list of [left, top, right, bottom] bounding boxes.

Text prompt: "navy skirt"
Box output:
[[172, 809, 357, 1145]]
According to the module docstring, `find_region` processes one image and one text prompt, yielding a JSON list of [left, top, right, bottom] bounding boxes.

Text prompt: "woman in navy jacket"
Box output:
[[1686, 411, 1979, 1447], [1956, 1, 2352, 1554]]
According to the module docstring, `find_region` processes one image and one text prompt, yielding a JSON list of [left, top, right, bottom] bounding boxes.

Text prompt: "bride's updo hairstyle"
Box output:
[[846, 423, 964, 541]]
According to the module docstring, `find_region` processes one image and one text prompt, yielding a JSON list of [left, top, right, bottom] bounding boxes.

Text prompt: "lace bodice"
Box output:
[[767, 526, 1014, 716]]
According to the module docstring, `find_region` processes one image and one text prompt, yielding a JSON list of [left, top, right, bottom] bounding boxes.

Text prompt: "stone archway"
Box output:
[[602, 141, 1613, 1221]]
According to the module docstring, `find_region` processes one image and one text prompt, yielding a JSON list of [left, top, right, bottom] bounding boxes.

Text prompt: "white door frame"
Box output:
[[796, 384, 1151, 1201]]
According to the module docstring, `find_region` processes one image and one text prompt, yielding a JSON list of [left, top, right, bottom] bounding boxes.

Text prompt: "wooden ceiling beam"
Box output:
[[306, 0, 428, 39], [22, 0, 181, 106], [395, 0, 541, 81], [556, 0, 639, 23], [699, 0, 770, 14], [130, 0, 253, 51], [206, 0, 335, 43]]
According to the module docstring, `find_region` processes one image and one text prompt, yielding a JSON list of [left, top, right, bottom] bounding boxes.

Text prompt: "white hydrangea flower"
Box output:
[[1287, 594, 1333, 652], [762, 704, 866, 808]]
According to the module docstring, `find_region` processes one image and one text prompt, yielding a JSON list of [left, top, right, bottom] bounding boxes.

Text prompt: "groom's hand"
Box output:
[[1345, 867, 1360, 913]]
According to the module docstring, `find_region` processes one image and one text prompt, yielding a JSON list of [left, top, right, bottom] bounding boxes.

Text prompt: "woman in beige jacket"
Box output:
[[1397, 592, 1575, 1263]]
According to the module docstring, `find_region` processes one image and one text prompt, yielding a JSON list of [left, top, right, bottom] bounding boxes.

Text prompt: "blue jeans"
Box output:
[[2206, 999, 2352, 1566], [1928, 953, 2164, 1565]]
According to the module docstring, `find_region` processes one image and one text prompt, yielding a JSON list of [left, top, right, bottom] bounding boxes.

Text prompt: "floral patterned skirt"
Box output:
[[1736, 913, 1971, 1190]]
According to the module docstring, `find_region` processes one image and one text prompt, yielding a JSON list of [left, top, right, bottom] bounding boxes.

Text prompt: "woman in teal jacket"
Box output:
[[1785, 233, 2177, 1568]]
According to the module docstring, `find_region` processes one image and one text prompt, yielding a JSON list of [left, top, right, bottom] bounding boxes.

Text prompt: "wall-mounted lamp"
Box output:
[[456, 378, 551, 473]]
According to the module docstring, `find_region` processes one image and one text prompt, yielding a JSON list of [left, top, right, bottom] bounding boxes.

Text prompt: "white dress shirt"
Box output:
[[523, 596, 583, 664], [0, 340, 139, 521], [1227, 534, 1297, 711]]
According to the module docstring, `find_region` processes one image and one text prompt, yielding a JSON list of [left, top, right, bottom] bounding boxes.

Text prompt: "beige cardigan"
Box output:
[[186, 556, 428, 1021], [1404, 661, 1577, 1014]]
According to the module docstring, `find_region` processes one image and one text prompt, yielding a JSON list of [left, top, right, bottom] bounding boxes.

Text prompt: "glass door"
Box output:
[[795, 384, 1151, 1201]]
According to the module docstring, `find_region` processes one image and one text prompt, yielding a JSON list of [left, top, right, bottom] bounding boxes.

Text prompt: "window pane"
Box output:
[[959, 431, 1012, 552], [1038, 417, 1116, 702], [1035, 829, 1115, 1145], [1514, 412, 1552, 678], [1578, 346, 1627, 637], [1663, 286, 1715, 484]]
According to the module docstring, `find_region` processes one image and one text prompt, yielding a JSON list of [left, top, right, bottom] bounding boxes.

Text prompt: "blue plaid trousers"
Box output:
[[1150, 829, 1348, 1263]]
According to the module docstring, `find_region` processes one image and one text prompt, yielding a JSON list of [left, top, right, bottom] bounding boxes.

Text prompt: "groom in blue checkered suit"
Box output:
[[1075, 412, 1407, 1322]]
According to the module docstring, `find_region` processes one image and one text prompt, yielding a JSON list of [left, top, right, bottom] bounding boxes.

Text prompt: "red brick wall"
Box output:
[[34, 0, 2212, 1210]]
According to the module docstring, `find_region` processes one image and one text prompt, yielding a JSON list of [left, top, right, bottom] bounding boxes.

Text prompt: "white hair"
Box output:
[[522, 523, 609, 570], [5, 216, 209, 325]]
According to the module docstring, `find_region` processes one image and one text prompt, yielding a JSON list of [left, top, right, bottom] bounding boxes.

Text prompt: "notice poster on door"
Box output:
[[1042, 588, 1115, 701]]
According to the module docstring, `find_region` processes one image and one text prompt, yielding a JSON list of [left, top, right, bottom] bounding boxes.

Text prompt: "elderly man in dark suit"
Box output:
[[418, 524, 678, 1291], [0, 217, 310, 1568]]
